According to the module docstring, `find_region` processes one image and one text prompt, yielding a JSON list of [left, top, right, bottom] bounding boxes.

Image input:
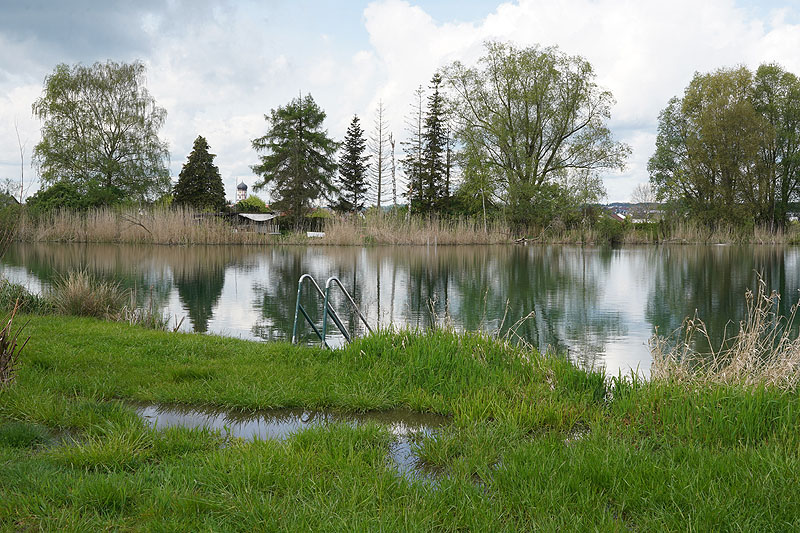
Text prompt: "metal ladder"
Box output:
[[291, 274, 373, 348]]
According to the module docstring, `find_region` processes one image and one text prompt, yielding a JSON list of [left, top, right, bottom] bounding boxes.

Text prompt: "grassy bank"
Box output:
[[1, 316, 799, 530]]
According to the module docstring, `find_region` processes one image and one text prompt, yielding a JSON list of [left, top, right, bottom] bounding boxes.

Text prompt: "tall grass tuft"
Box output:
[[650, 276, 800, 390], [48, 270, 127, 319], [0, 301, 30, 389], [0, 279, 51, 314]]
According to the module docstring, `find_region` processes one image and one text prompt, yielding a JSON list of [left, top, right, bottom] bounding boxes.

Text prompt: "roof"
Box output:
[[238, 213, 277, 222], [237, 182, 248, 190]]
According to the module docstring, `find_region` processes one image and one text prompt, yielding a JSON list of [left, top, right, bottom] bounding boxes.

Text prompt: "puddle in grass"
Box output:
[[135, 403, 447, 484]]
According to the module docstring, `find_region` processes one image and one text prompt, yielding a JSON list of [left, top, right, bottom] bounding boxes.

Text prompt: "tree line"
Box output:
[[21, 44, 800, 232]]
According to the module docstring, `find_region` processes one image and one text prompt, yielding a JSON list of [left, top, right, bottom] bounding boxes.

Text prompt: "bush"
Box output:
[[233, 195, 269, 213]]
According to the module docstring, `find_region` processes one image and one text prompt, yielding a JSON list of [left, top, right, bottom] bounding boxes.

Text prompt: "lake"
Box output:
[[2, 243, 798, 377]]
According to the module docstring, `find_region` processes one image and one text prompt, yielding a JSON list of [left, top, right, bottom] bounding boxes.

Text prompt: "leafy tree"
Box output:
[[32, 60, 170, 204], [335, 115, 370, 213], [25, 181, 123, 215], [234, 195, 269, 213], [443, 42, 629, 227], [649, 64, 800, 228], [173, 136, 226, 211], [251, 94, 338, 228]]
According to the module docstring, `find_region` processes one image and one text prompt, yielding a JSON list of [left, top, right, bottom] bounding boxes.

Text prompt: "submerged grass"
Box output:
[[1, 316, 799, 529]]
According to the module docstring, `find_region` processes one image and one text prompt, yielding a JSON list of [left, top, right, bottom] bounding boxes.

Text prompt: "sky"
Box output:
[[1, 0, 800, 203]]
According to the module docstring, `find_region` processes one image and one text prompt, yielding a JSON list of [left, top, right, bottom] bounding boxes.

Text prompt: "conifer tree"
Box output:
[[335, 115, 370, 213], [173, 136, 226, 211], [251, 94, 338, 228], [421, 73, 448, 213]]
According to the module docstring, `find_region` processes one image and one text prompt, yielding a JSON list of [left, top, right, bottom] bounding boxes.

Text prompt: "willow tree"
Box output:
[[649, 64, 800, 227], [251, 94, 338, 228], [32, 60, 170, 204], [443, 42, 628, 226]]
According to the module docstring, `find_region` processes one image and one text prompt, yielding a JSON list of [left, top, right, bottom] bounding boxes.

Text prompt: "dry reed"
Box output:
[[0, 300, 30, 389], [650, 276, 800, 390], [17, 207, 273, 245]]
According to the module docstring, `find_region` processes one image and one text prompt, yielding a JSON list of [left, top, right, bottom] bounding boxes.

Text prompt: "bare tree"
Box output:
[[369, 100, 391, 210], [14, 119, 25, 203], [630, 183, 656, 221], [389, 133, 397, 208], [402, 86, 425, 221]]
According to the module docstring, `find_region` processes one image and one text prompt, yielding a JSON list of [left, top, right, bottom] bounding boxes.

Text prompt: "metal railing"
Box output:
[[291, 274, 373, 348]]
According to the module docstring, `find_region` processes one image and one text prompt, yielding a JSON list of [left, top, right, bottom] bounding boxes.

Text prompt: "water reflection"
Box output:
[[3, 243, 799, 376]]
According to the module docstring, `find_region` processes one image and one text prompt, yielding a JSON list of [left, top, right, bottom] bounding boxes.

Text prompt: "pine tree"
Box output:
[[173, 136, 226, 211], [421, 73, 448, 214], [251, 94, 338, 228], [335, 115, 370, 213]]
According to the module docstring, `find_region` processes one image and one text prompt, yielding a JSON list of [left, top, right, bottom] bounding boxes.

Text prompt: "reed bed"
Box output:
[[650, 276, 800, 390], [300, 213, 512, 245], [16, 207, 273, 245], [14, 205, 800, 246]]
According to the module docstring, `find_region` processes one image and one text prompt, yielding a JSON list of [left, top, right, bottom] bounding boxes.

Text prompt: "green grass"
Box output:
[[1, 315, 799, 530]]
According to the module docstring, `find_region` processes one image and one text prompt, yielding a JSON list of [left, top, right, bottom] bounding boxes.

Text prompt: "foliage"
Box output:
[[419, 73, 449, 214], [172, 136, 226, 211], [251, 94, 338, 228], [649, 64, 800, 228], [31, 60, 170, 204], [233, 195, 269, 213], [24, 181, 125, 216], [444, 41, 629, 227], [334, 115, 370, 213]]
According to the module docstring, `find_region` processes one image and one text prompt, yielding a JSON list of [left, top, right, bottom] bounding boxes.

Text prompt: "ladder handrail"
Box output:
[[320, 277, 373, 346], [292, 274, 349, 346]]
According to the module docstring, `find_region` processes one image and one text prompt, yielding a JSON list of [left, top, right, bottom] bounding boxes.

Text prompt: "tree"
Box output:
[[401, 86, 425, 217], [32, 60, 170, 204], [443, 42, 629, 226], [172, 136, 226, 211], [649, 64, 800, 227], [234, 195, 269, 213], [420, 73, 448, 214], [630, 183, 656, 221], [251, 94, 338, 228], [335, 115, 370, 213], [369, 101, 391, 209]]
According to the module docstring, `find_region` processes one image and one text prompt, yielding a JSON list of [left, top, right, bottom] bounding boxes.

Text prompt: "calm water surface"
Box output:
[[3, 243, 798, 376]]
